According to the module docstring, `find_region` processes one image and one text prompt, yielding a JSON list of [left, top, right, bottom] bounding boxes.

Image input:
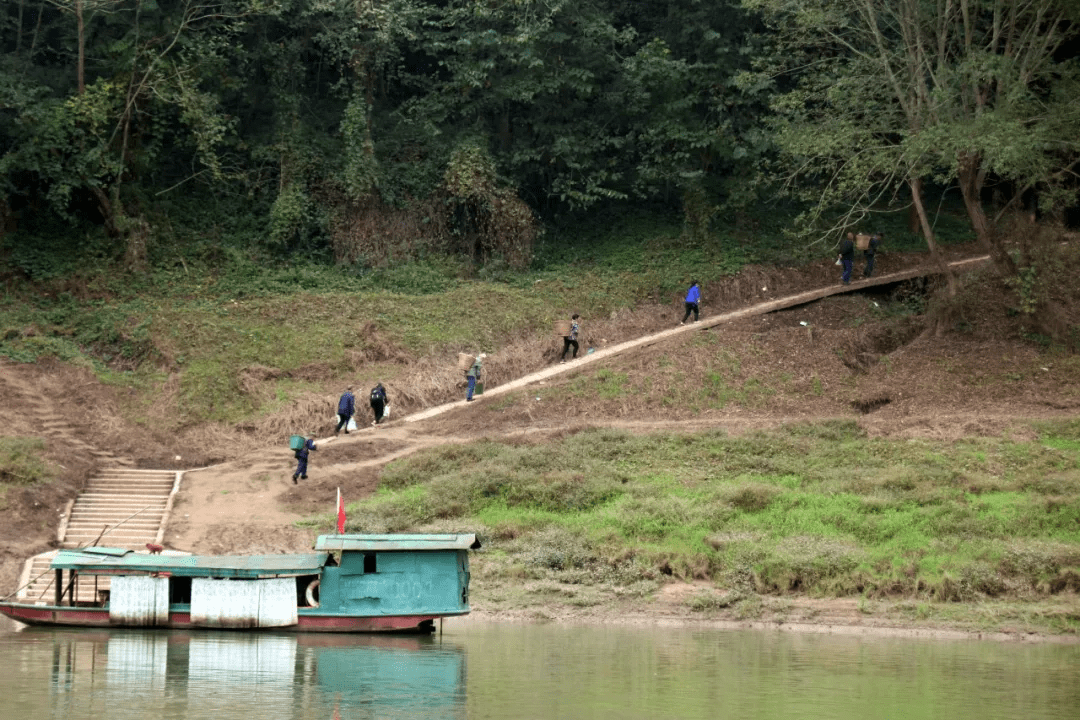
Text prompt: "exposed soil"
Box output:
[[3, 242, 1079, 638]]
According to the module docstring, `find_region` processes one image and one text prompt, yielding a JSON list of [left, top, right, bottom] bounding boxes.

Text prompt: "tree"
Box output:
[[1, 0, 253, 269], [742, 0, 1080, 272]]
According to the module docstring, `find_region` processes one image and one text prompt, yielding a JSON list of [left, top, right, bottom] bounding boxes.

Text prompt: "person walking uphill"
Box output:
[[681, 281, 701, 324], [334, 387, 355, 435], [561, 314, 581, 364], [292, 434, 316, 484], [369, 383, 388, 426], [466, 353, 486, 402], [838, 234, 855, 285], [863, 232, 881, 278]]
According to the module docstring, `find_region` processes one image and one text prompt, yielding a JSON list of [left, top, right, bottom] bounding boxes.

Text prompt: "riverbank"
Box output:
[[2, 235, 1078, 641], [466, 587, 1080, 643]]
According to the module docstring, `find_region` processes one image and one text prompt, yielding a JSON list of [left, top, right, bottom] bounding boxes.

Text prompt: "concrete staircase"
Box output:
[[60, 468, 180, 548], [15, 468, 182, 604]]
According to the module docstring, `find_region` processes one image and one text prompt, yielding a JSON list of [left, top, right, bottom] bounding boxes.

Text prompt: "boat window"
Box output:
[[364, 553, 376, 574]]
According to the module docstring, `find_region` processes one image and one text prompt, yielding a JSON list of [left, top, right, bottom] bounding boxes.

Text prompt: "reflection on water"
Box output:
[[2, 628, 465, 720], [0, 618, 1078, 720]]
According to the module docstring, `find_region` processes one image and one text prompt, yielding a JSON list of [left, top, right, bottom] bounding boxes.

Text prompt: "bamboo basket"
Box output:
[[553, 320, 572, 337], [855, 233, 871, 250], [457, 353, 475, 371]]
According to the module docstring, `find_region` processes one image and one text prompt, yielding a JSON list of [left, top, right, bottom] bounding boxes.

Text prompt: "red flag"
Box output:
[[336, 487, 346, 534]]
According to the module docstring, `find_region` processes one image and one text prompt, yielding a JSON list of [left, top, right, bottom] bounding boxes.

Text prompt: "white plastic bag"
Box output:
[[336, 414, 358, 432], [382, 404, 391, 421]]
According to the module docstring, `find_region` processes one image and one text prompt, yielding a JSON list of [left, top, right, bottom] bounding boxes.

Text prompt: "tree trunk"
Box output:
[[910, 176, 957, 297], [16, 0, 24, 55], [76, 0, 85, 94], [957, 150, 1015, 274], [908, 202, 922, 235]]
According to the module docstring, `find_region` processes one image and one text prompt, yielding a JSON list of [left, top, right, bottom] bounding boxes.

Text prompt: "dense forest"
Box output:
[[1, 0, 1078, 276]]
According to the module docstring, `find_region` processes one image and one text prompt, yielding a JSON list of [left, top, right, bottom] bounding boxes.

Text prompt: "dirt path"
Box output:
[[406, 254, 990, 422]]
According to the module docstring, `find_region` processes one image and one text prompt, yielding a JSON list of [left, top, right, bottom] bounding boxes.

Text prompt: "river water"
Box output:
[[1, 618, 1077, 719]]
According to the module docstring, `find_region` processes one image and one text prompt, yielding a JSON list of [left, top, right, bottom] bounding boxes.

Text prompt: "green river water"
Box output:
[[1, 618, 1077, 719]]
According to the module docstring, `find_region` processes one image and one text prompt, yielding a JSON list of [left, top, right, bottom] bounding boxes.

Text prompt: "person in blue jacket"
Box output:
[[681, 281, 701, 324], [293, 434, 316, 484], [334, 386, 355, 435]]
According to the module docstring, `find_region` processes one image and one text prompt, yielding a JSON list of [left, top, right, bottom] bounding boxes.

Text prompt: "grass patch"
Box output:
[[344, 423, 1080, 611], [0, 437, 54, 486]]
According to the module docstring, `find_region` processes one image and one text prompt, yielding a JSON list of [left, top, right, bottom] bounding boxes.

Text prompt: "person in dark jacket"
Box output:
[[334, 386, 355, 435], [863, 232, 881, 278], [369, 383, 388, 426], [838, 234, 855, 284], [293, 434, 316, 484], [466, 353, 486, 401], [560, 314, 580, 364], [681, 281, 701, 324]]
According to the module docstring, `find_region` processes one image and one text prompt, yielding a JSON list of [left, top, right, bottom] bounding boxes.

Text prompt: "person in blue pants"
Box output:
[[466, 353, 486, 402], [681, 281, 701, 324], [293, 434, 316, 484], [334, 386, 355, 435], [838, 233, 855, 285]]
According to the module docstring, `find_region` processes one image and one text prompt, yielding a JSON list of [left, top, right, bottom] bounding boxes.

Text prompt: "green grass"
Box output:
[[344, 421, 1080, 604], [0, 437, 54, 486]]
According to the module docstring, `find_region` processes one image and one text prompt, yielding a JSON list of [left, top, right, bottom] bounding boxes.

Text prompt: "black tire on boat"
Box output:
[[305, 579, 320, 608]]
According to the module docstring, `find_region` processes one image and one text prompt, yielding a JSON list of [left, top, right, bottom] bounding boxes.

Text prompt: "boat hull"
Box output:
[[0, 602, 460, 633]]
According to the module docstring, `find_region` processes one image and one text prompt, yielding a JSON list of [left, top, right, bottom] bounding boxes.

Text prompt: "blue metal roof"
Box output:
[[50, 549, 330, 578], [314, 534, 480, 551]]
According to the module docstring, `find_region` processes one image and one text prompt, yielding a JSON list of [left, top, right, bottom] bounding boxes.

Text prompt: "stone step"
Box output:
[[93, 471, 174, 478], [64, 526, 160, 536], [63, 526, 159, 535], [70, 506, 168, 516], [68, 509, 165, 519], [69, 507, 166, 516], [72, 496, 169, 503], [65, 527, 161, 538], [83, 481, 172, 489], [84, 475, 174, 483], [69, 507, 168, 517]]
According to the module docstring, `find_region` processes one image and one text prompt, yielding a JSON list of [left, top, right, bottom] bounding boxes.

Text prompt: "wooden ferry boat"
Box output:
[[0, 534, 480, 633]]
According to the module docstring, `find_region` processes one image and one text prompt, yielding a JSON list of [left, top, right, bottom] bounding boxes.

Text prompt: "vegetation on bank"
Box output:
[[335, 420, 1080, 631], [0, 206, 981, 425]]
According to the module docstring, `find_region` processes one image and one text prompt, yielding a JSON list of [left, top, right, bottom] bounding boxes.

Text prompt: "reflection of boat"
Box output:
[[15, 627, 467, 719], [0, 534, 479, 633]]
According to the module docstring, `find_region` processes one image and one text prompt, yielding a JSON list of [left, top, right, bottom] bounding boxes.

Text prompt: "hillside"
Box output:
[[2, 240, 1079, 635]]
